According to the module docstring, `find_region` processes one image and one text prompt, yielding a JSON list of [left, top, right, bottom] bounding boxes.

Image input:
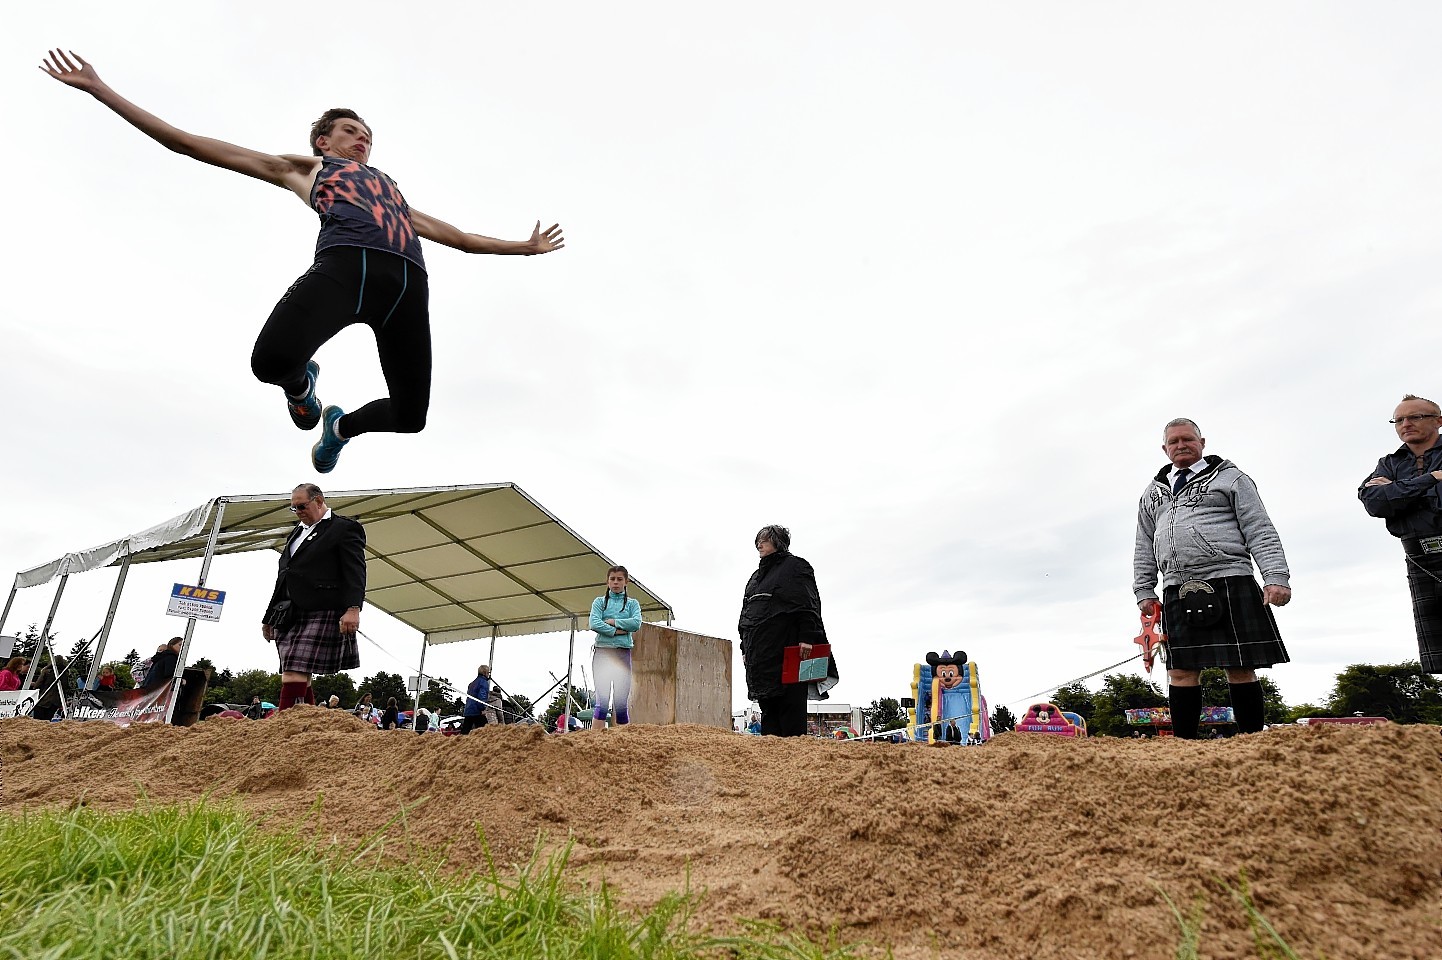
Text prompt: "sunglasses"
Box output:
[[288, 499, 316, 513]]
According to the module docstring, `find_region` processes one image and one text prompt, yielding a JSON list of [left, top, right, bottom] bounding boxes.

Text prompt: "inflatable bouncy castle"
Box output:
[[907, 650, 991, 744], [1015, 702, 1088, 737]]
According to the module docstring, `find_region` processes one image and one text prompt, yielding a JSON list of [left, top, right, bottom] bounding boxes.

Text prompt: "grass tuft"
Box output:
[[0, 802, 865, 960]]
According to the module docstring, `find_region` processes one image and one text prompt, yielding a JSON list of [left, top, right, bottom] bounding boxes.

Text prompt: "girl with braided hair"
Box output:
[[589, 566, 642, 728]]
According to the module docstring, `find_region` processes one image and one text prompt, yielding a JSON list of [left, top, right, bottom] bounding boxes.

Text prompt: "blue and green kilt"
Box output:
[[1161, 575, 1289, 670], [275, 609, 359, 675]]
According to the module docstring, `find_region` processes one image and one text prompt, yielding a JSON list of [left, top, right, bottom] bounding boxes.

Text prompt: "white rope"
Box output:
[[1000, 653, 1144, 710]]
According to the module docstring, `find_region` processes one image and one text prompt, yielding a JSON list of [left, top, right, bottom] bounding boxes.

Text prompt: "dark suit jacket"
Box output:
[[267, 513, 367, 614]]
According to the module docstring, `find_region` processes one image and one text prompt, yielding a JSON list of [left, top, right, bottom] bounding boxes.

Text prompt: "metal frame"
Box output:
[[5, 485, 675, 729]]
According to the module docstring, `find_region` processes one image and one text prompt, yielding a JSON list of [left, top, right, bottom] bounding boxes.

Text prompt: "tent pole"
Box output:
[[488, 631, 497, 672], [415, 636, 429, 728], [21, 570, 70, 693], [562, 617, 576, 731], [87, 553, 133, 689], [165, 501, 227, 725], [0, 576, 18, 642]]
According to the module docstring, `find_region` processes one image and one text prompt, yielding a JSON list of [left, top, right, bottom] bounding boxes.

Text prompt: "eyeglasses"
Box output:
[[288, 499, 316, 513], [1389, 414, 1440, 424]]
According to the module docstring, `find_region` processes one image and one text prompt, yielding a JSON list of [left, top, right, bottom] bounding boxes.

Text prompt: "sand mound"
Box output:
[[2, 711, 1439, 959]]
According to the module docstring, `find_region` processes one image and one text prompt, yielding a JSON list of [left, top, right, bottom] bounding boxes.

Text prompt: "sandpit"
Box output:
[[1, 711, 1439, 959]]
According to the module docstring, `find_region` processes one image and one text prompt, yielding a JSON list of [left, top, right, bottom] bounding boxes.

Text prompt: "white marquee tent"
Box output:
[[0, 483, 674, 723]]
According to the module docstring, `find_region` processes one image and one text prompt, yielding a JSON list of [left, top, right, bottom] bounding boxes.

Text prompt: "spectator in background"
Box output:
[[95, 665, 118, 692], [944, 719, 963, 745], [0, 657, 29, 692], [380, 697, 400, 730], [32, 656, 70, 721], [460, 665, 491, 734], [414, 706, 431, 734], [325, 695, 341, 709], [142, 638, 183, 693], [245, 695, 266, 720], [352, 693, 374, 720]]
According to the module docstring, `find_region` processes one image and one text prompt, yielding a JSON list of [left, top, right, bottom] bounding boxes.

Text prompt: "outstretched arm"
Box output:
[[41, 50, 318, 197], [410, 210, 565, 255]]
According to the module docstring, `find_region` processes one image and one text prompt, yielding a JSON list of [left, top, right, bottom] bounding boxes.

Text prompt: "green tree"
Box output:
[[312, 672, 359, 707], [225, 669, 281, 706], [66, 637, 94, 685], [16, 625, 41, 660], [1286, 703, 1330, 723], [1051, 681, 1095, 723], [123, 649, 141, 668], [418, 678, 453, 713], [1090, 673, 1168, 737], [990, 704, 1016, 733], [358, 672, 412, 711], [862, 697, 909, 733], [1258, 676, 1289, 725], [1326, 662, 1442, 723], [500, 693, 533, 724]]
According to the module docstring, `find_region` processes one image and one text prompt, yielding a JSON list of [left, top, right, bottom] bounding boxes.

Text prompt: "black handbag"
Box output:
[[263, 599, 296, 631], [1177, 580, 1223, 627]]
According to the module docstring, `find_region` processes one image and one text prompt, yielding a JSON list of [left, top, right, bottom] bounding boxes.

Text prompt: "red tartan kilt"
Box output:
[[275, 609, 360, 675]]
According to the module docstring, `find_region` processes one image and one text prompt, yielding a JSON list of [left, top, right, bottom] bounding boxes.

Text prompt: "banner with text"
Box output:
[[0, 687, 173, 726]]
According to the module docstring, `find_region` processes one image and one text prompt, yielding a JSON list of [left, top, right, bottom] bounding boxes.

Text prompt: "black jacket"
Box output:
[[142, 649, 179, 692], [738, 551, 831, 701], [266, 514, 367, 614]]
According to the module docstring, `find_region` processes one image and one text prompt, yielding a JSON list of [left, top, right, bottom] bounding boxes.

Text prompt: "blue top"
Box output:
[[590, 591, 642, 649], [310, 157, 426, 270], [463, 673, 491, 716]]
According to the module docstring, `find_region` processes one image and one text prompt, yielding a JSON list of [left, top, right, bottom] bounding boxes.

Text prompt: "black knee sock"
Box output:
[[1169, 685, 1203, 739], [1230, 681, 1265, 734]]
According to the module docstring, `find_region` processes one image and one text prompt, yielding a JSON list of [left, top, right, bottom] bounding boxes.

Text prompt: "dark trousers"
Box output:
[[251, 247, 432, 438], [459, 714, 488, 734], [758, 683, 808, 736]]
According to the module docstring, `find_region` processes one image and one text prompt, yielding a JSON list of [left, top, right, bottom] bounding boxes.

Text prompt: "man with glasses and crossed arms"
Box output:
[[262, 484, 366, 709], [1360, 395, 1442, 674]]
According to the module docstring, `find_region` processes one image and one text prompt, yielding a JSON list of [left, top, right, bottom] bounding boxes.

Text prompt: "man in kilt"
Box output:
[[1133, 419, 1292, 737], [262, 484, 366, 709], [1359, 394, 1442, 674]]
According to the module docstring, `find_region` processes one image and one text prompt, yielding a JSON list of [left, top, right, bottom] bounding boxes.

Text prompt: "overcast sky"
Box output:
[[3, 3, 1440, 721]]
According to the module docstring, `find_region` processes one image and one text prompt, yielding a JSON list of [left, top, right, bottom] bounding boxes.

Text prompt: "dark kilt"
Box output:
[[1161, 575, 1289, 670], [275, 609, 359, 675], [1405, 552, 1442, 673]]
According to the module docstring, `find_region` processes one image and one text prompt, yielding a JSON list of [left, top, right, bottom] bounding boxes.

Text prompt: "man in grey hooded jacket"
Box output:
[[1133, 418, 1292, 738]]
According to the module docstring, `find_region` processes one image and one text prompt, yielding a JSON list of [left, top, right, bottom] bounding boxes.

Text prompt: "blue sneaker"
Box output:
[[311, 405, 349, 474], [287, 361, 322, 430]]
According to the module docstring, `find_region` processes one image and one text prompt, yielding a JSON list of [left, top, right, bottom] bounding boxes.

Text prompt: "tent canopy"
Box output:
[[13, 484, 673, 644]]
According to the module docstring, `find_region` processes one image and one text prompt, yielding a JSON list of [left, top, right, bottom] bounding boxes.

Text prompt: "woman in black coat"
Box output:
[[380, 697, 400, 730], [738, 525, 837, 737]]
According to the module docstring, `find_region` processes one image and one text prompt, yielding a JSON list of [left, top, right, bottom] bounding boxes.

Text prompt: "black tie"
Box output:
[[1172, 468, 1191, 496]]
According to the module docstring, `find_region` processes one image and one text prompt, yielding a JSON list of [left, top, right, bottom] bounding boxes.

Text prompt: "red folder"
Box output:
[[781, 643, 831, 684]]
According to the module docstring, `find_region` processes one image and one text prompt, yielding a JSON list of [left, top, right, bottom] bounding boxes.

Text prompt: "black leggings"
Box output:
[[251, 246, 431, 438]]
